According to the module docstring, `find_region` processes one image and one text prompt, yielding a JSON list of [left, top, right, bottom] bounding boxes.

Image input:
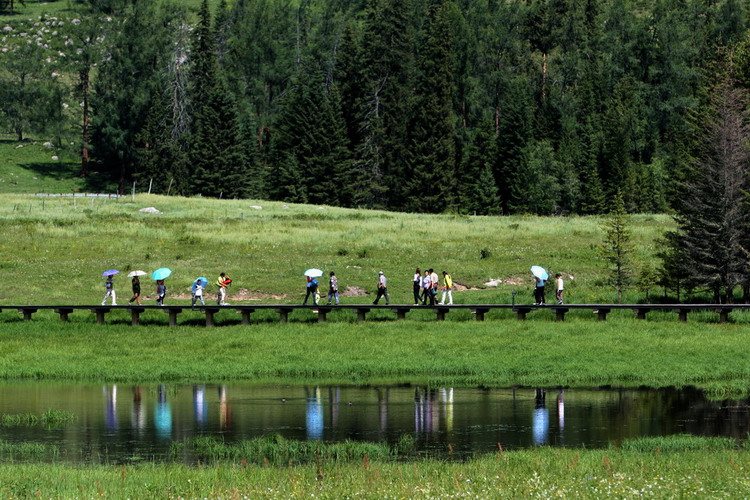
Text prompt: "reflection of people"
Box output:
[[194, 385, 207, 427], [326, 272, 339, 305], [303, 277, 318, 305], [555, 273, 564, 305], [216, 273, 231, 305], [131, 385, 145, 432], [102, 276, 116, 306], [439, 271, 453, 305], [129, 276, 141, 305], [373, 271, 389, 305], [533, 273, 546, 305], [104, 384, 118, 430], [219, 385, 232, 430], [155, 384, 172, 439], [306, 386, 324, 440], [532, 388, 548, 445]]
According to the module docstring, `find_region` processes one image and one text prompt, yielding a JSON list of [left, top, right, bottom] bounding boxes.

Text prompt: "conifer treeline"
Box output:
[[87, 0, 748, 213]]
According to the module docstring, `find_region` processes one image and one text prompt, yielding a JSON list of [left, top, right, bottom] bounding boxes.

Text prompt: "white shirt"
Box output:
[[430, 272, 438, 287], [413, 273, 422, 286], [556, 278, 564, 291], [195, 284, 203, 296], [379, 275, 387, 287]]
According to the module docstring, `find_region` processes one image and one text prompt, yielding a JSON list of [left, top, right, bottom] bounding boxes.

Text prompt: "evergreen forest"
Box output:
[[1, 0, 750, 217]]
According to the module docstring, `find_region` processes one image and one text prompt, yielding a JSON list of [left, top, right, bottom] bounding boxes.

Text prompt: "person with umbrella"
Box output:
[[303, 269, 321, 306], [151, 268, 172, 306], [192, 277, 207, 309], [127, 271, 146, 305], [216, 272, 232, 306], [531, 266, 548, 305], [101, 270, 118, 306]]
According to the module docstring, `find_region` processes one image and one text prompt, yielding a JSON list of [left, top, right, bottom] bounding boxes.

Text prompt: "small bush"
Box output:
[[357, 249, 369, 259], [337, 248, 349, 256], [480, 248, 491, 259]]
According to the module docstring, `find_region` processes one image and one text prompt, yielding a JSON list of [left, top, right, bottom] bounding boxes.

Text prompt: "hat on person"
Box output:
[[378, 271, 384, 275]]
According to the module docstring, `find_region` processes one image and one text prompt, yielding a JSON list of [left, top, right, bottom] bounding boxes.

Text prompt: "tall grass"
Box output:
[[170, 434, 416, 465], [0, 436, 748, 498]]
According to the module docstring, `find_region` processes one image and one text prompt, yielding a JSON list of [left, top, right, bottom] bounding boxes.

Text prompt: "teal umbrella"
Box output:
[[151, 268, 172, 280]]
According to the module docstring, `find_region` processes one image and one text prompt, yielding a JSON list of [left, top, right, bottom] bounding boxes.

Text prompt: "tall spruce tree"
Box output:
[[663, 79, 750, 302], [189, 0, 249, 198], [407, 0, 457, 212]]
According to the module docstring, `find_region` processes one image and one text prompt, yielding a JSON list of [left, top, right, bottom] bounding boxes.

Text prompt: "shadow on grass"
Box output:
[[20, 162, 118, 192]]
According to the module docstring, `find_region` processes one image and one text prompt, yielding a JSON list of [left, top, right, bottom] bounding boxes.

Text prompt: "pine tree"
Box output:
[[189, 0, 249, 198], [407, 0, 457, 212], [665, 79, 750, 302], [600, 192, 634, 303]]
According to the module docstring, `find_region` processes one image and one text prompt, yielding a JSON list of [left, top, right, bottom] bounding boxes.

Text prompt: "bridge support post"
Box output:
[[596, 308, 611, 321], [552, 308, 569, 322], [55, 308, 73, 322], [355, 308, 370, 322], [130, 307, 145, 326], [633, 308, 649, 320], [435, 307, 449, 321], [391, 307, 410, 320], [90, 308, 109, 325], [513, 307, 531, 320], [237, 309, 254, 325], [275, 308, 292, 323], [167, 308, 182, 327]]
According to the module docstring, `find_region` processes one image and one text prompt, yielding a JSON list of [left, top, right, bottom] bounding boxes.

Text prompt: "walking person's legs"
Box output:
[[413, 284, 420, 305]]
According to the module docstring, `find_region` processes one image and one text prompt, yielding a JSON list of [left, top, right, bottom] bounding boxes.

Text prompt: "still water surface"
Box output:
[[1, 383, 748, 462]]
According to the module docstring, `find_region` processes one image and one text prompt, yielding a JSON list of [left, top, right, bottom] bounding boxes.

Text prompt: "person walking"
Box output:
[[412, 268, 422, 305], [373, 271, 390, 305], [303, 276, 318, 305], [326, 272, 340, 305], [216, 272, 231, 305], [192, 281, 205, 309], [156, 279, 166, 306], [439, 271, 453, 305], [422, 270, 433, 305], [533, 272, 546, 305], [555, 273, 564, 305], [128, 276, 141, 305], [430, 268, 439, 304], [102, 276, 117, 306]]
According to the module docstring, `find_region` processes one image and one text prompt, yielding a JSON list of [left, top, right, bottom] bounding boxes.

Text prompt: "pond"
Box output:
[[0, 382, 748, 462]]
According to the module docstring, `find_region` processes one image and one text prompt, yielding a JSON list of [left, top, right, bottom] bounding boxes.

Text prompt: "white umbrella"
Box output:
[[304, 268, 323, 278], [127, 270, 147, 277]]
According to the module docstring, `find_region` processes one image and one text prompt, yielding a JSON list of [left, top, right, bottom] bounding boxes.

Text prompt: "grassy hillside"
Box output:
[[0, 193, 672, 305], [0, 136, 115, 194]]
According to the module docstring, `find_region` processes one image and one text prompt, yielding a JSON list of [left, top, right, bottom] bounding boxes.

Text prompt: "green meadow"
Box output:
[[2, 192, 750, 498], [1, 437, 749, 498], [0, 193, 670, 305]]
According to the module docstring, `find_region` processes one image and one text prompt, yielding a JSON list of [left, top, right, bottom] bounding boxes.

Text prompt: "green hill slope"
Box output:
[[0, 193, 672, 305]]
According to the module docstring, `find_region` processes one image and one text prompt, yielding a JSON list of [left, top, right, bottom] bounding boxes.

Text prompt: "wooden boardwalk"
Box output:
[[0, 303, 745, 327]]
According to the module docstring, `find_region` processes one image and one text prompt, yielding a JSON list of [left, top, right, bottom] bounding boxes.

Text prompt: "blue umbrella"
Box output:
[[102, 269, 119, 277], [151, 268, 172, 280], [530, 266, 548, 281], [192, 277, 208, 292]]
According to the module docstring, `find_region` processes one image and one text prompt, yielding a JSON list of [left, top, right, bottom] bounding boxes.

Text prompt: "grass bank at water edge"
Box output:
[[2, 318, 750, 397], [1, 436, 749, 498]]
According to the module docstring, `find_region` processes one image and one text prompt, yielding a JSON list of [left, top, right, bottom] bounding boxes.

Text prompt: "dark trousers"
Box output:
[[303, 287, 317, 305], [534, 286, 545, 304], [374, 287, 389, 305], [413, 283, 421, 304]]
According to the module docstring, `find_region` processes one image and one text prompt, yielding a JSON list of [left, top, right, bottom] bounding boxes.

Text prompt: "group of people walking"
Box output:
[[412, 269, 453, 306], [101, 273, 232, 307], [102, 267, 565, 307]]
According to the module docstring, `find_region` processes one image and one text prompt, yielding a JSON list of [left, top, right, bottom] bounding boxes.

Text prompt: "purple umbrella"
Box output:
[[102, 269, 120, 277]]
